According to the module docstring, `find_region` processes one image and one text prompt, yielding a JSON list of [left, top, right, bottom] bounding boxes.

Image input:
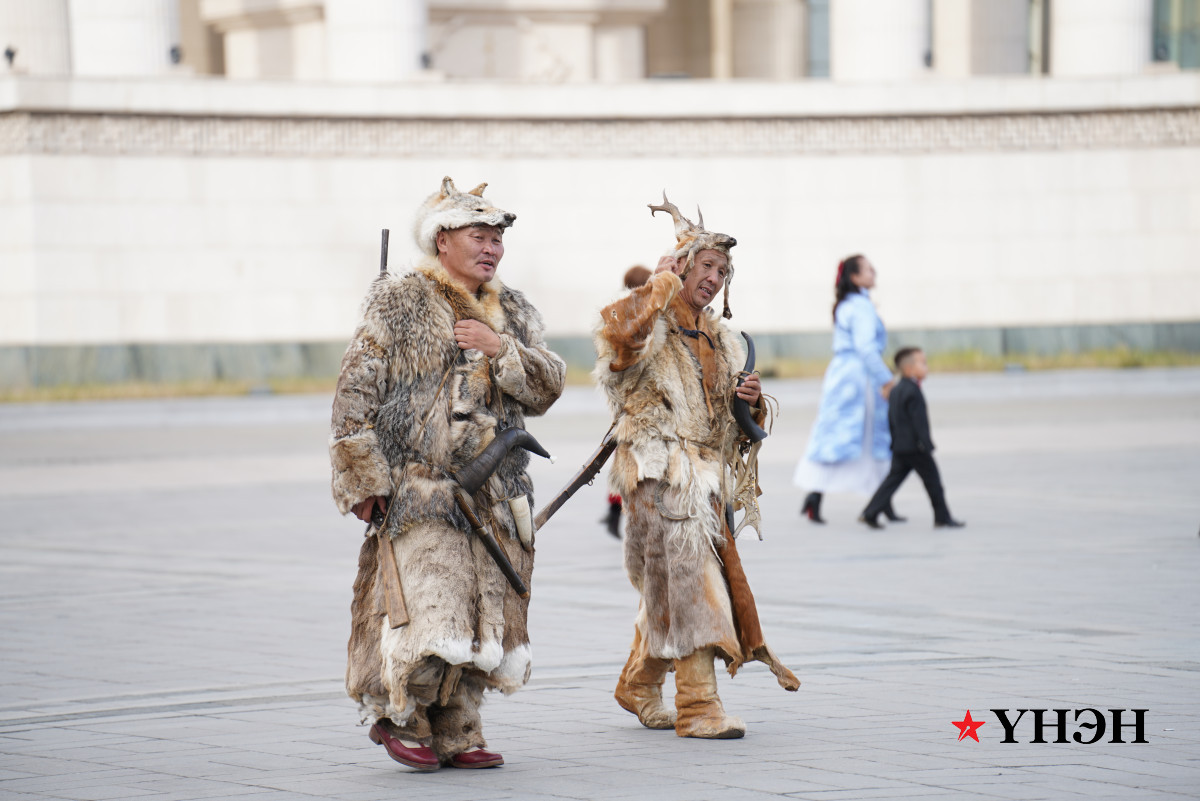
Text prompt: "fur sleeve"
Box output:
[[491, 286, 566, 416], [329, 289, 395, 515], [596, 271, 680, 373], [492, 332, 567, 416]]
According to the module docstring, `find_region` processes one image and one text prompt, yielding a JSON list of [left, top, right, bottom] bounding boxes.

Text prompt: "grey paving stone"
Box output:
[[1, 370, 1198, 801], [124, 779, 269, 799]]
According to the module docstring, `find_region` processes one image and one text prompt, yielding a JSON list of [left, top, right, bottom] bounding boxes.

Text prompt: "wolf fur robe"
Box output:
[[595, 270, 797, 692], [330, 247, 565, 756]]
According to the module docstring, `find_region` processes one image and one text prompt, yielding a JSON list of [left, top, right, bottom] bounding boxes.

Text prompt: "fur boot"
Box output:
[[673, 647, 745, 739], [614, 629, 675, 729]]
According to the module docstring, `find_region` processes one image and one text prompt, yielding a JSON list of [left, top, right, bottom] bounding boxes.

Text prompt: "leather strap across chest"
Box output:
[[670, 296, 720, 419]]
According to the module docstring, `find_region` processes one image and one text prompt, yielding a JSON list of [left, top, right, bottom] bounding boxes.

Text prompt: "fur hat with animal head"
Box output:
[[649, 192, 738, 319], [414, 176, 516, 258]]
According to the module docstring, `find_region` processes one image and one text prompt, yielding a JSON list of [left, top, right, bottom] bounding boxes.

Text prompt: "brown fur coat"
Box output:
[[330, 256, 565, 725], [594, 271, 798, 690]]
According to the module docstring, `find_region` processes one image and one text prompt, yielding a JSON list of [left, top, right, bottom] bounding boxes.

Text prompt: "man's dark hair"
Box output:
[[894, 346, 923, 370]]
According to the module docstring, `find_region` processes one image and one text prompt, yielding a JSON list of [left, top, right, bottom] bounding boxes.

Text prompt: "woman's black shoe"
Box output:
[[801, 492, 826, 524]]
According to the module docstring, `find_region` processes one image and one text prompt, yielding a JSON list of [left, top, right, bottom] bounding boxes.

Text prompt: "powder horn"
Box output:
[[455, 427, 552, 496], [733, 331, 768, 443]]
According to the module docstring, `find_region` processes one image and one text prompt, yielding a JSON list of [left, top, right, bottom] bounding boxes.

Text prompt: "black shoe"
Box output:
[[601, 504, 622, 538], [883, 505, 907, 523], [857, 514, 885, 530], [801, 492, 826, 524], [935, 518, 966, 529]]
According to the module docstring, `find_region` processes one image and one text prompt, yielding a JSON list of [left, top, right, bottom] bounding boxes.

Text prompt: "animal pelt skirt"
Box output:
[[346, 517, 534, 750], [623, 479, 801, 688], [624, 480, 739, 662]]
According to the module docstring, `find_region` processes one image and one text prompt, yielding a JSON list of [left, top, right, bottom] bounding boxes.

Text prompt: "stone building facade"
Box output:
[[1, 1, 1198, 387]]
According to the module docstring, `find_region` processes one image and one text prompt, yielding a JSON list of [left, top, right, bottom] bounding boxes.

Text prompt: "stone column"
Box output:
[[711, 0, 733, 79], [0, 0, 73, 75], [595, 25, 646, 82], [829, 0, 930, 82], [1050, 0, 1152, 77], [733, 0, 804, 80], [68, 0, 179, 77], [325, 0, 427, 82], [932, 0, 972, 77]]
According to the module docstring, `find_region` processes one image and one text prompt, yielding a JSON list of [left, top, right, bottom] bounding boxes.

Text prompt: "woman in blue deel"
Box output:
[[794, 254, 900, 524]]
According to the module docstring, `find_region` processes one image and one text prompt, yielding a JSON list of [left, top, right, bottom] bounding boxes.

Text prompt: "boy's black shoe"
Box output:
[[935, 518, 966, 529], [857, 514, 884, 530]]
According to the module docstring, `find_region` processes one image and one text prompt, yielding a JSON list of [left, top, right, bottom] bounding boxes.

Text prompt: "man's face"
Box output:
[[437, 225, 504, 291], [678, 249, 729, 313]]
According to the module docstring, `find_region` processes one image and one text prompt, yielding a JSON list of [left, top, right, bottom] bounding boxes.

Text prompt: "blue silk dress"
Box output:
[[793, 291, 893, 495]]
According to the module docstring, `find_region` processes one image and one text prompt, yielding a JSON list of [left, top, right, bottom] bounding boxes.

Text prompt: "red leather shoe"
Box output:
[[368, 722, 440, 771], [449, 748, 504, 769]]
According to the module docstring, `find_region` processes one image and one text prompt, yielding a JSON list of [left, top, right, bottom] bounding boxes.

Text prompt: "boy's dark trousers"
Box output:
[[863, 450, 951, 524]]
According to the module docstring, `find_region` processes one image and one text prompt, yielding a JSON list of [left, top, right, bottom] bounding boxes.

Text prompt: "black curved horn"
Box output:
[[733, 331, 768, 443], [455, 428, 551, 496]]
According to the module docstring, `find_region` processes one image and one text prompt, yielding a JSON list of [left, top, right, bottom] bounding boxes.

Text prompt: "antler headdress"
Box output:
[[649, 192, 738, 318]]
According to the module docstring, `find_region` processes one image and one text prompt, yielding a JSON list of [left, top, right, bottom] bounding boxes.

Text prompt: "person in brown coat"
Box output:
[[593, 196, 799, 739]]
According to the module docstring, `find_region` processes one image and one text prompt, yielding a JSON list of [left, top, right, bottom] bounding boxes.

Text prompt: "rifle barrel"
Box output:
[[533, 431, 617, 531]]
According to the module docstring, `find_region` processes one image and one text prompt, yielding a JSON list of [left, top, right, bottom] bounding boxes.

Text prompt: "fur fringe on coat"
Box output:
[[330, 256, 565, 725], [594, 271, 798, 691], [594, 272, 745, 549]]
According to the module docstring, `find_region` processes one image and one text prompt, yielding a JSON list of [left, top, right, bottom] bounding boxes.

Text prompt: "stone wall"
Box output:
[[1, 74, 1198, 387], [7, 320, 1200, 389]]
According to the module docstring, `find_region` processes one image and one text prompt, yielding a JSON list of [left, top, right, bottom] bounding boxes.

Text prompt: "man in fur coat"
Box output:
[[594, 197, 800, 740], [329, 177, 565, 770]]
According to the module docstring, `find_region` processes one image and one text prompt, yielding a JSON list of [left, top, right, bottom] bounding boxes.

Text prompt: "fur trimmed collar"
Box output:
[[414, 256, 507, 331]]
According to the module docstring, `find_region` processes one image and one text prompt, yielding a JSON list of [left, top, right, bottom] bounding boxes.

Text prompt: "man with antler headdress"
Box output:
[[593, 195, 799, 739], [330, 177, 565, 770]]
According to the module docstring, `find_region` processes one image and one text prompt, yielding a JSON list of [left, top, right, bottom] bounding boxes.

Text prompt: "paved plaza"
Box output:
[[1, 368, 1198, 801]]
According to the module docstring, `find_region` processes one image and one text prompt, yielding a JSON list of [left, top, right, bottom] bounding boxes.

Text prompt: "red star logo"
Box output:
[[952, 710, 985, 742]]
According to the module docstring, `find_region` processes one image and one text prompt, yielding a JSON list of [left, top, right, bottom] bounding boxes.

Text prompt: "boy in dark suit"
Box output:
[[859, 347, 964, 529]]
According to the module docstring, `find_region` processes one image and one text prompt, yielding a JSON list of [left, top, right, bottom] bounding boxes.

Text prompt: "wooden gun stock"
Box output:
[[369, 507, 410, 629], [377, 531, 410, 628]]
